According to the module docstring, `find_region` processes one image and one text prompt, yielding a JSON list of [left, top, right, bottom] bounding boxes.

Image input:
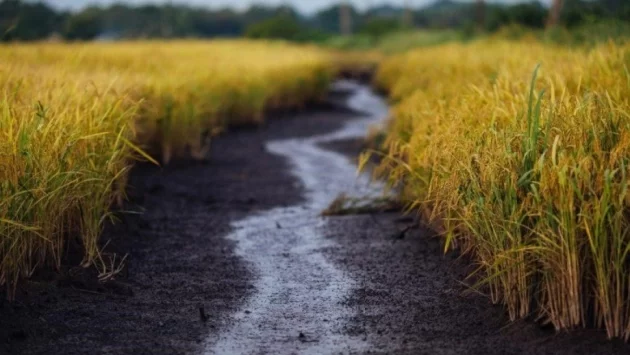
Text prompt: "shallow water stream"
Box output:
[[204, 82, 389, 354]]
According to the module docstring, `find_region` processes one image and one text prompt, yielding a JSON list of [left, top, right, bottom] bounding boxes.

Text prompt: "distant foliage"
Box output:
[[358, 18, 404, 39], [63, 8, 102, 40], [492, 20, 630, 46], [246, 16, 302, 40], [0, 0, 63, 41], [0, 0, 629, 42], [245, 15, 328, 42], [485, 2, 549, 31]]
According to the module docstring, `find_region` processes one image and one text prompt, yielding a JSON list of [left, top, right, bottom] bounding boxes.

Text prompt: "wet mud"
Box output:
[[321, 211, 630, 355], [206, 82, 387, 354]]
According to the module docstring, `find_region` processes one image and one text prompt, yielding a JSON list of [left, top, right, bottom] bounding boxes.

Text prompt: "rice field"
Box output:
[[0, 40, 332, 295], [371, 39, 630, 339]]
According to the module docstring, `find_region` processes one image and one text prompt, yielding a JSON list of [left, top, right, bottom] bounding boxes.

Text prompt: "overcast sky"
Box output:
[[36, 1, 551, 14]]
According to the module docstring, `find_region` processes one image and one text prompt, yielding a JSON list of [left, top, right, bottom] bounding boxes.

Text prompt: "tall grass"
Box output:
[[0, 40, 333, 295], [2, 41, 333, 162], [372, 39, 630, 339]]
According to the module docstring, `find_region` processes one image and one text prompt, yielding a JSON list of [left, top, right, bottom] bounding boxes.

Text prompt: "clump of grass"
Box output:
[[372, 39, 630, 339], [0, 67, 141, 294], [322, 193, 401, 216], [0, 40, 334, 296]]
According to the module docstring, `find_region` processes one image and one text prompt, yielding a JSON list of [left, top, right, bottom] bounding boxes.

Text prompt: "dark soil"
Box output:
[[2, 87, 630, 355]]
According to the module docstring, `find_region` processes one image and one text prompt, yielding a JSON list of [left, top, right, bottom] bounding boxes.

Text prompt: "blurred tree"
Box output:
[[600, 0, 622, 13], [313, 4, 359, 34], [245, 15, 302, 40], [245, 15, 329, 42], [547, 0, 564, 27], [359, 18, 402, 38], [0, 0, 63, 41], [402, 0, 413, 28], [623, 2, 630, 21], [561, 0, 609, 27], [414, 0, 476, 29], [509, 3, 547, 28], [244, 5, 298, 24], [189, 9, 243, 37], [63, 7, 102, 40], [484, 2, 547, 31], [476, 0, 485, 30], [340, 1, 353, 35], [2, 0, 628, 42]]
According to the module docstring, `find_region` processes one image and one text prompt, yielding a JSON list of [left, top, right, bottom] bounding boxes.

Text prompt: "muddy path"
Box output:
[[2, 82, 630, 354], [205, 82, 387, 354]]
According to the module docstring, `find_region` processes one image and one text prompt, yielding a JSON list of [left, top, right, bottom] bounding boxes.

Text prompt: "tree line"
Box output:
[[0, 0, 628, 42]]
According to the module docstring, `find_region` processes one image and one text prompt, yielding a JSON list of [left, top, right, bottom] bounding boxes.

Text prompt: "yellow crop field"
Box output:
[[372, 39, 630, 339], [0, 40, 332, 293]]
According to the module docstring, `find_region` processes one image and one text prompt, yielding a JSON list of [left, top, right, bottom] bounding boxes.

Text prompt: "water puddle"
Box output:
[[204, 81, 389, 354]]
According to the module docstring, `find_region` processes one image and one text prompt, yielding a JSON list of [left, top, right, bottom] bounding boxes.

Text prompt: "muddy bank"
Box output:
[[320, 137, 630, 355], [320, 212, 630, 354], [0, 94, 362, 354]]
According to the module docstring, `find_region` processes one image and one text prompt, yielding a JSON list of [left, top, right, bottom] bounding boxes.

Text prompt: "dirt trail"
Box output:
[[205, 82, 388, 354], [2, 81, 630, 355]]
